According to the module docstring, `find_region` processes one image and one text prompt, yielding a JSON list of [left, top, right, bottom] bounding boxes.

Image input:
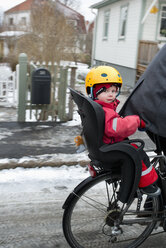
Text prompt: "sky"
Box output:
[[0, 0, 99, 21]]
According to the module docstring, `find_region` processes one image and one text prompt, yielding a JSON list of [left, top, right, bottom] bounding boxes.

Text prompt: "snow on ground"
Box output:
[[0, 129, 14, 140], [0, 64, 12, 79], [0, 165, 89, 194], [62, 109, 81, 126]]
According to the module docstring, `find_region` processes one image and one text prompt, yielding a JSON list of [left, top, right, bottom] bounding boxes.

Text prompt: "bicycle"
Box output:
[[62, 88, 166, 248]]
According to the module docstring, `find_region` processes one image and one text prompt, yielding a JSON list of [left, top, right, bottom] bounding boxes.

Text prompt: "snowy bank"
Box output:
[[0, 151, 90, 170]]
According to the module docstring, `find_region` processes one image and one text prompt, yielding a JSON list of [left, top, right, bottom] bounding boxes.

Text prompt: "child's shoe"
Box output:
[[141, 185, 161, 197]]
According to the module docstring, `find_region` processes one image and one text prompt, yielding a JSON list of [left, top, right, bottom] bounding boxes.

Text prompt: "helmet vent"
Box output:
[[101, 73, 107, 77]]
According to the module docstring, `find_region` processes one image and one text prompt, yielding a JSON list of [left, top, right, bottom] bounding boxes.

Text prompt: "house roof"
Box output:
[[55, 1, 86, 33], [5, 0, 83, 19], [90, 0, 121, 9], [5, 0, 34, 14]]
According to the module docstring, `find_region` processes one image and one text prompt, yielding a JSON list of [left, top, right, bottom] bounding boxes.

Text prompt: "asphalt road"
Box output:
[[0, 121, 83, 159]]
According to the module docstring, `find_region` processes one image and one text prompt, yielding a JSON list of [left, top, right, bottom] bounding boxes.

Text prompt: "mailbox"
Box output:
[[31, 68, 51, 104]]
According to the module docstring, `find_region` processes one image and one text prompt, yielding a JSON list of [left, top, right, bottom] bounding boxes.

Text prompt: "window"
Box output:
[[21, 17, 26, 25], [67, 20, 77, 29], [103, 10, 110, 40], [119, 5, 128, 39], [159, 5, 166, 39], [9, 18, 14, 25]]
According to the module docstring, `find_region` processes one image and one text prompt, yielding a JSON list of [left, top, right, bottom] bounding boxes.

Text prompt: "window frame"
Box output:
[[158, 4, 166, 40], [103, 9, 110, 41], [118, 4, 128, 40], [67, 20, 77, 29], [9, 17, 14, 26], [21, 17, 26, 25]]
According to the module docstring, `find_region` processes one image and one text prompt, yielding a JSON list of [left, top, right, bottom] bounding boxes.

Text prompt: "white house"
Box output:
[[91, 0, 166, 88]]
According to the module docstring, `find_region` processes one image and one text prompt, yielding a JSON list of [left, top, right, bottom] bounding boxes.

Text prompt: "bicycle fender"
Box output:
[[62, 176, 94, 209], [62, 173, 110, 209]]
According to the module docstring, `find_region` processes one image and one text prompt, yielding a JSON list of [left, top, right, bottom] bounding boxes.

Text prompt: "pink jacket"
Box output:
[[95, 99, 140, 144]]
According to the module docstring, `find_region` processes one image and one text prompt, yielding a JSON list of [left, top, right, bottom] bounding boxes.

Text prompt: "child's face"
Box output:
[[97, 85, 117, 103]]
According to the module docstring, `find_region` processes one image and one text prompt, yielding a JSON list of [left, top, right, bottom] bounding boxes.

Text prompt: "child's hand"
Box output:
[[74, 135, 84, 146], [140, 119, 146, 128], [138, 119, 146, 131]]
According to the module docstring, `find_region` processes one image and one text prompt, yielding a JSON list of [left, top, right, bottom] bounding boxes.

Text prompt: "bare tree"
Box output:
[[16, 0, 76, 64], [59, 0, 80, 10]]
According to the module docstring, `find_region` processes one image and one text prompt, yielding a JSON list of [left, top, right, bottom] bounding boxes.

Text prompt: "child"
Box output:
[[84, 65, 160, 196]]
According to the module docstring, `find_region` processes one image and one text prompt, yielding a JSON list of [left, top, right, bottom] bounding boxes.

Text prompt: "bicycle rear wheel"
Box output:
[[62, 172, 159, 248]]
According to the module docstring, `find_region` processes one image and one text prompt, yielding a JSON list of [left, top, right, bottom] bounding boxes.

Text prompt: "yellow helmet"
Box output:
[[85, 65, 123, 95]]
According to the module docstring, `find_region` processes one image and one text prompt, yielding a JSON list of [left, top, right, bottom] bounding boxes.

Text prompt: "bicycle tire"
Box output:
[[63, 172, 159, 248]]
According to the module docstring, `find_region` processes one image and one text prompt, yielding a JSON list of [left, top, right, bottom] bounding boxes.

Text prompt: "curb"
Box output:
[[0, 152, 90, 170], [0, 160, 90, 170]]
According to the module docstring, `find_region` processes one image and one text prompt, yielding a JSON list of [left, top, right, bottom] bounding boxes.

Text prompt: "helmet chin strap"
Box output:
[[116, 88, 121, 98], [90, 87, 94, 99]]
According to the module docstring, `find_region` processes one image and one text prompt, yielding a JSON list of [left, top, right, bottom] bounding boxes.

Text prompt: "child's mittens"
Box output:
[[74, 135, 86, 153], [138, 119, 146, 131], [74, 135, 84, 146]]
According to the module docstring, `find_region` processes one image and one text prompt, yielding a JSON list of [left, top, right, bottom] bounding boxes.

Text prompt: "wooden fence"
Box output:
[[18, 53, 77, 122], [136, 40, 159, 80]]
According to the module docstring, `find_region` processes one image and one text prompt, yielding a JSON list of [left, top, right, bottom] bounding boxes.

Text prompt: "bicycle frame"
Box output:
[[86, 145, 166, 229]]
